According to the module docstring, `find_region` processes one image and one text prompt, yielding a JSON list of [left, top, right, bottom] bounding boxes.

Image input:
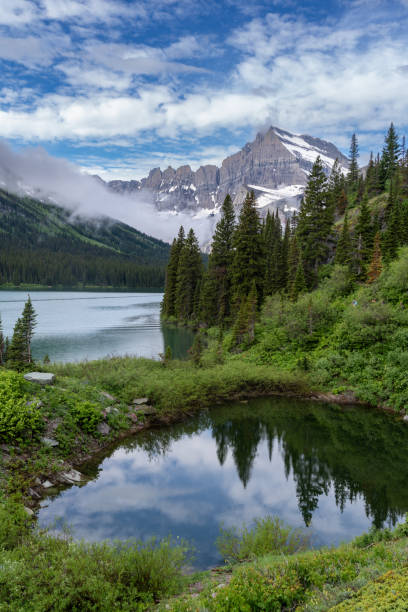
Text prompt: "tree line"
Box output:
[[161, 123, 408, 347]]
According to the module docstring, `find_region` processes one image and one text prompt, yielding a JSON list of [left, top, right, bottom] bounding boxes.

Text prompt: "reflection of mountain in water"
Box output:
[[130, 399, 408, 529]]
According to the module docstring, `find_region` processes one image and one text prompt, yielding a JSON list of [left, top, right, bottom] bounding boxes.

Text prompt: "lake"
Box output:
[[0, 291, 194, 362], [38, 397, 408, 569]]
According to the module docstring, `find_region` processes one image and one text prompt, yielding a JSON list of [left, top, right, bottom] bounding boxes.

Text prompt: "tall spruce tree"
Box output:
[[231, 191, 265, 307], [290, 252, 306, 301], [347, 133, 359, 189], [367, 232, 383, 283], [161, 226, 185, 318], [21, 296, 37, 364], [335, 213, 352, 267], [264, 211, 283, 296], [328, 158, 345, 211], [296, 157, 333, 287], [381, 122, 400, 183], [200, 194, 235, 325], [174, 228, 202, 321]]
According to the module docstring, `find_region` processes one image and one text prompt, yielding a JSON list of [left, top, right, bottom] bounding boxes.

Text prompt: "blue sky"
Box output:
[[0, 0, 407, 180]]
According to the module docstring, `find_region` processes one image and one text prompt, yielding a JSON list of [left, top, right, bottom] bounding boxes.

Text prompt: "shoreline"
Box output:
[[21, 384, 396, 515]]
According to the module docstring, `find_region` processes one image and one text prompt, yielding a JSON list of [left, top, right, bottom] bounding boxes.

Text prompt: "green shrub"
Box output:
[[0, 496, 31, 550], [70, 400, 102, 434], [0, 370, 43, 442], [0, 529, 190, 610], [217, 516, 309, 563]]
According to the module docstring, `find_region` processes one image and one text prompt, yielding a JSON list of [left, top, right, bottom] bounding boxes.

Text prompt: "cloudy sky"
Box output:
[[1, 0, 407, 180]]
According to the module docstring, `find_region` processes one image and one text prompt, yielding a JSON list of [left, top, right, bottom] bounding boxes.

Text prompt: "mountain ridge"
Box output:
[[107, 126, 349, 217]]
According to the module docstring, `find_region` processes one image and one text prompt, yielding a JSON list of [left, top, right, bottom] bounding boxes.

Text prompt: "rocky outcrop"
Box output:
[[106, 126, 348, 217]]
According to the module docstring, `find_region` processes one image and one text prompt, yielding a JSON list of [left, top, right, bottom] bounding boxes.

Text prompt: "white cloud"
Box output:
[[0, 0, 39, 26]]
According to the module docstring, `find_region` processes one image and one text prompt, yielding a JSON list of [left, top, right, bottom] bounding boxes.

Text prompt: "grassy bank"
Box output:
[[2, 493, 408, 611]]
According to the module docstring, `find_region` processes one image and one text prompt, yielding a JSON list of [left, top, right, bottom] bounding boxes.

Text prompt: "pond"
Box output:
[[38, 397, 408, 569], [0, 291, 193, 362]]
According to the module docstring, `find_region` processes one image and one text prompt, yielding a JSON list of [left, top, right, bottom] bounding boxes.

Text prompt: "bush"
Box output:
[[217, 516, 309, 563], [0, 529, 190, 610], [70, 400, 102, 434], [0, 370, 43, 442], [0, 496, 31, 549]]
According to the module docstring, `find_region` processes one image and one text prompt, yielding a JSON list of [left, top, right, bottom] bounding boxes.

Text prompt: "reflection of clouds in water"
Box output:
[[39, 429, 373, 562]]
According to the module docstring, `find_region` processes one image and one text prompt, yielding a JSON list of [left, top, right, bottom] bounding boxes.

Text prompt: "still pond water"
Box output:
[[39, 398, 408, 569], [0, 291, 193, 362]]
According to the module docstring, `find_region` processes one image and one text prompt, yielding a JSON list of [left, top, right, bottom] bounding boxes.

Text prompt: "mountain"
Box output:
[[107, 126, 349, 218], [0, 188, 170, 288]]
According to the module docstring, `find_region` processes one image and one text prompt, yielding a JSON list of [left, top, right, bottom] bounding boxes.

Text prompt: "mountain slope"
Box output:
[[107, 126, 348, 217], [0, 188, 170, 288]]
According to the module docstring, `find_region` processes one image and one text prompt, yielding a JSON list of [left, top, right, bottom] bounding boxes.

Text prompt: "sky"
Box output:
[[0, 0, 407, 181]]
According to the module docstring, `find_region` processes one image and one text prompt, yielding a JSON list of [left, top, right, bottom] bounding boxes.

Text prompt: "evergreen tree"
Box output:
[[21, 296, 37, 364], [335, 213, 352, 267], [280, 219, 290, 290], [296, 157, 333, 287], [161, 227, 185, 317], [381, 122, 400, 183], [367, 232, 383, 283], [287, 233, 301, 292], [347, 133, 359, 189], [231, 191, 265, 307], [264, 211, 283, 296], [232, 281, 258, 347], [175, 229, 202, 321], [201, 194, 235, 325], [7, 317, 26, 368], [355, 196, 373, 261], [290, 252, 307, 301], [383, 194, 401, 262]]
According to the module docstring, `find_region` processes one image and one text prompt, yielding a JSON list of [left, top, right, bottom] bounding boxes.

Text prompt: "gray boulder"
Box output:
[[24, 372, 55, 385], [97, 422, 111, 436]]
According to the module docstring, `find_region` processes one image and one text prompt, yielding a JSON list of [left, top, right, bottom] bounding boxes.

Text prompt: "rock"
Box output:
[[26, 399, 43, 408], [403, 415, 408, 423], [133, 398, 149, 405], [42, 480, 54, 489], [35, 477, 42, 485], [24, 507, 34, 516], [130, 404, 156, 415], [24, 372, 55, 385], [60, 469, 83, 484], [28, 487, 41, 499], [101, 391, 116, 402], [41, 437, 59, 448], [97, 422, 111, 436]]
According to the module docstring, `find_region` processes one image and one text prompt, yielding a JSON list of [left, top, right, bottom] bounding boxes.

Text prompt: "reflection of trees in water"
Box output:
[[210, 400, 408, 528], [107, 398, 408, 530], [161, 325, 195, 360]]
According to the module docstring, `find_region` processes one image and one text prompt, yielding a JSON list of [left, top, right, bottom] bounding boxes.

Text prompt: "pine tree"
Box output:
[[21, 296, 37, 364], [231, 191, 265, 307], [7, 317, 26, 368], [296, 157, 333, 287], [264, 211, 282, 296], [355, 196, 373, 262], [335, 213, 352, 267], [367, 232, 382, 283], [287, 233, 301, 292], [347, 133, 359, 189], [280, 219, 290, 290], [175, 229, 202, 321], [201, 194, 235, 325], [383, 193, 401, 262], [290, 252, 306, 301], [232, 281, 257, 347], [161, 226, 185, 318], [381, 122, 400, 183]]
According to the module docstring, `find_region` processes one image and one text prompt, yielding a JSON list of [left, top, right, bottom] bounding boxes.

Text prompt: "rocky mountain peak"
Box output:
[[106, 126, 349, 219]]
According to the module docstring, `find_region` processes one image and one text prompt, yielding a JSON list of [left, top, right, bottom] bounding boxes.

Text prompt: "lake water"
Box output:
[[0, 291, 193, 362], [38, 397, 408, 569]]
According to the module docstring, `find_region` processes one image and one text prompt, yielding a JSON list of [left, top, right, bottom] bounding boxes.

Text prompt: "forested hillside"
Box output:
[[162, 123, 408, 410], [0, 189, 170, 288]]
